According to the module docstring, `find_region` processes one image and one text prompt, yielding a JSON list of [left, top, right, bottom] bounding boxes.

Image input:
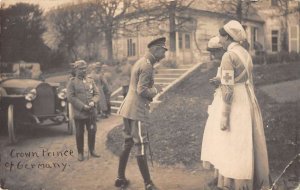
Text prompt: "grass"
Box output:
[[106, 62, 300, 187]]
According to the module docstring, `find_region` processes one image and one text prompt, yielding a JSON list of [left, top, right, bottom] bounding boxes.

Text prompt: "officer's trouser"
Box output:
[[118, 118, 152, 184], [122, 118, 148, 156], [75, 118, 97, 154]]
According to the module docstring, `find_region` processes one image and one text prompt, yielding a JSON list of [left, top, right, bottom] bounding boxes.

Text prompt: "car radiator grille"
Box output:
[[33, 83, 55, 116]]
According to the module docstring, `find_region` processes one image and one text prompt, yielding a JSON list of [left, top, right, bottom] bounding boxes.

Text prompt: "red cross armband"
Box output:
[[221, 70, 234, 85]]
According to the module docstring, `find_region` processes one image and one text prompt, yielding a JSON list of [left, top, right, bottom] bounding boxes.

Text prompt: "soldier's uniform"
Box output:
[[87, 62, 108, 116], [115, 37, 167, 190], [67, 60, 100, 161]]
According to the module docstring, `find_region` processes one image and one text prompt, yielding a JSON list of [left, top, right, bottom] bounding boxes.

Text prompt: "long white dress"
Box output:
[[201, 43, 270, 189]]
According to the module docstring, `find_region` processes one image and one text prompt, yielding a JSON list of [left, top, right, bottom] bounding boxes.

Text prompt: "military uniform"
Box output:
[[87, 63, 108, 115], [101, 67, 112, 115], [115, 37, 167, 190], [66, 60, 100, 161]]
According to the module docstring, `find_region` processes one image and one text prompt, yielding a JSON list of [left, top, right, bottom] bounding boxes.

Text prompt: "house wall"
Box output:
[[113, 9, 267, 64], [256, 1, 300, 53]]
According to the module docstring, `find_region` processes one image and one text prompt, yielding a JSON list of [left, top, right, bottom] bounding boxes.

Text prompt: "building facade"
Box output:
[[112, 0, 299, 64]]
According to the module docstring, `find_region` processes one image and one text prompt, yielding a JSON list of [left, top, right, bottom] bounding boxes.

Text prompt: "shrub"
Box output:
[[288, 51, 300, 62], [265, 51, 300, 64]]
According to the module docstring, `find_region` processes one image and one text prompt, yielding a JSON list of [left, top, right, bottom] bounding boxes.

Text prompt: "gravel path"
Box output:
[[0, 116, 212, 190]]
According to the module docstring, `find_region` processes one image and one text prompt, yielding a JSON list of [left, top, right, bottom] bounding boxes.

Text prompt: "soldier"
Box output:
[[101, 64, 112, 116], [66, 60, 100, 161], [87, 62, 108, 117], [115, 37, 167, 190]]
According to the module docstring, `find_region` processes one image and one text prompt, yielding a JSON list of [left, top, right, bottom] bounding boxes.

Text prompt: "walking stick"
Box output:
[[146, 131, 154, 167]]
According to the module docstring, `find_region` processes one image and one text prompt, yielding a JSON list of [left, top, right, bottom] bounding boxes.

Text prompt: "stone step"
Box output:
[[177, 64, 194, 69], [155, 73, 182, 78], [111, 100, 122, 106], [154, 82, 171, 86], [111, 106, 119, 112], [116, 95, 124, 101], [154, 78, 177, 83], [157, 69, 188, 74]]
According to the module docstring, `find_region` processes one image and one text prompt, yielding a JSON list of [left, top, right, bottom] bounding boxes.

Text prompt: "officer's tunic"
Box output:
[[67, 77, 100, 119], [118, 54, 157, 123], [87, 73, 107, 111]]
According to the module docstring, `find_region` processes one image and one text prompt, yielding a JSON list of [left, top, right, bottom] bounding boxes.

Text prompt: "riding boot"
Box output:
[[117, 139, 133, 178], [136, 155, 152, 185]]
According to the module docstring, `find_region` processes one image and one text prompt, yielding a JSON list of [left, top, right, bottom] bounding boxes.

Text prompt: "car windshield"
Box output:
[[0, 62, 42, 81]]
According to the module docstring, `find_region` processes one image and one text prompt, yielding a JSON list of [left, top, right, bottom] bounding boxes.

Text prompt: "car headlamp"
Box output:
[[25, 89, 37, 101], [26, 102, 33, 109], [61, 100, 66, 107], [58, 88, 67, 99]]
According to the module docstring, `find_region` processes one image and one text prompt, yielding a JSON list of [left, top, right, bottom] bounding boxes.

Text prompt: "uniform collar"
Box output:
[[227, 42, 239, 51], [145, 52, 157, 65]]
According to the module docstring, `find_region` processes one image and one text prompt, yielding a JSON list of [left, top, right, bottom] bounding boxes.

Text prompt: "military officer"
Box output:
[[115, 37, 167, 190], [87, 62, 108, 117], [67, 60, 100, 161]]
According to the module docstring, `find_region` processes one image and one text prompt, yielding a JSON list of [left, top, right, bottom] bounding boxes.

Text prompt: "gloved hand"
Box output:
[[83, 105, 91, 111], [209, 77, 221, 88], [220, 114, 230, 131], [88, 101, 95, 107], [155, 85, 163, 93]]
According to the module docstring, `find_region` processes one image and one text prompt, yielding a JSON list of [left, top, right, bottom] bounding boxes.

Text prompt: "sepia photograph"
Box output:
[[0, 0, 299, 189]]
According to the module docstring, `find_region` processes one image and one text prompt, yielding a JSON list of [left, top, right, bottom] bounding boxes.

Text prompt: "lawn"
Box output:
[[106, 62, 300, 188]]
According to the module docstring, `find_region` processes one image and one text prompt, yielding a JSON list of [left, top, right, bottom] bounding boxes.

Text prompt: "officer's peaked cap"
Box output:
[[147, 37, 168, 50], [74, 60, 87, 69], [94, 62, 102, 68]]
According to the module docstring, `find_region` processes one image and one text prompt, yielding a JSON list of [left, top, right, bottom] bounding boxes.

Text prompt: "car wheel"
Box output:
[[8, 104, 17, 144], [67, 103, 75, 135], [0, 108, 8, 134]]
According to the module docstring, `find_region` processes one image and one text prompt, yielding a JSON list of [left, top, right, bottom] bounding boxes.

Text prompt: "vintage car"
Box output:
[[0, 63, 75, 144]]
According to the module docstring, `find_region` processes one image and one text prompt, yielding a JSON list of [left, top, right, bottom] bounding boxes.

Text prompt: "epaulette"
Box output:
[[86, 77, 95, 83]]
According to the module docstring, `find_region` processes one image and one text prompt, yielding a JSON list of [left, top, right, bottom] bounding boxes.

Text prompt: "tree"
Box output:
[[43, 5, 87, 62], [89, 0, 131, 62], [124, 0, 196, 61], [0, 3, 48, 64], [220, 0, 253, 23]]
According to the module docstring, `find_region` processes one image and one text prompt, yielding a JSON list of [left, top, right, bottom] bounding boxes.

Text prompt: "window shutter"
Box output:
[[289, 25, 299, 53]]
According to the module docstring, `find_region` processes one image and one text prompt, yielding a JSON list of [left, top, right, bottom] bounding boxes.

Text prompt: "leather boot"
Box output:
[[78, 153, 84, 161], [117, 139, 133, 180], [136, 155, 152, 185], [88, 130, 97, 156]]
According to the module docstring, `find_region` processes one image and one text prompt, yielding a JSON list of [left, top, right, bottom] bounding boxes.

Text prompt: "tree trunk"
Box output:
[[168, 0, 176, 62], [105, 29, 113, 63], [236, 0, 243, 22]]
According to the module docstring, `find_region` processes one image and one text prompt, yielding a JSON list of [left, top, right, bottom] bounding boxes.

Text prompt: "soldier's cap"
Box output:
[[74, 60, 87, 69], [207, 36, 222, 51], [147, 37, 168, 50], [94, 62, 102, 68]]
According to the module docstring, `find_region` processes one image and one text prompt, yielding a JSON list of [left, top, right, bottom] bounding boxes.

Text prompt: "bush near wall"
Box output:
[[252, 51, 300, 65]]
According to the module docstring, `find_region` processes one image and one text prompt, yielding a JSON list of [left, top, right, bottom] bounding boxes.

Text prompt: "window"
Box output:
[[271, 30, 279, 52], [252, 27, 258, 43], [179, 33, 183, 49], [271, 0, 278, 6], [185, 34, 191, 49], [127, 39, 136, 57], [289, 25, 299, 53]]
